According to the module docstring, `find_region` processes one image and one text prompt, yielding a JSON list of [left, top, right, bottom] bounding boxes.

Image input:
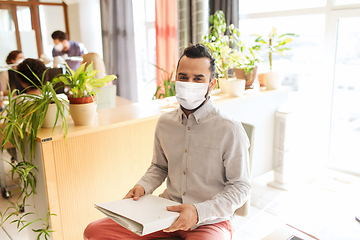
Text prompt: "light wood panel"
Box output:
[[46, 119, 157, 240]]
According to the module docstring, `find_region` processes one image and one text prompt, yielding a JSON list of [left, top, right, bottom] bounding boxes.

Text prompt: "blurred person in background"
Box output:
[[0, 50, 24, 94], [52, 30, 88, 71]]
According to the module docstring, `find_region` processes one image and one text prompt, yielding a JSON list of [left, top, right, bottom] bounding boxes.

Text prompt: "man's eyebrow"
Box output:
[[194, 74, 205, 78], [178, 73, 187, 76]]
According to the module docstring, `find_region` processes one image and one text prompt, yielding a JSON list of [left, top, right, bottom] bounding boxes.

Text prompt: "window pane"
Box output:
[[239, 0, 326, 14], [239, 14, 328, 164], [328, 17, 360, 174], [133, 0, 156, 103], [16, 6, 37, 59], [38, 5, 66, 60], [17, 6, 32, 31], [0, 9, 17, 67]]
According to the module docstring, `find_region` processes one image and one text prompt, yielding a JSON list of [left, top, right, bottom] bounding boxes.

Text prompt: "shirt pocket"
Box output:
[[190, 146, 221, 179]]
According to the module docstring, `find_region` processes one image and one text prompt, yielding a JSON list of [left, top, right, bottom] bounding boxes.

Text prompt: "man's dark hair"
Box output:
[[16, 58, 47, 89], [6, 50, 22, 65], [176, 44, 216, 80], [51, 30, 68, 41]]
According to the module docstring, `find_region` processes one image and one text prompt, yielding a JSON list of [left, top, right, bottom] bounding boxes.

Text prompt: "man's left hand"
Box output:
[[163, 204, 198, 232]]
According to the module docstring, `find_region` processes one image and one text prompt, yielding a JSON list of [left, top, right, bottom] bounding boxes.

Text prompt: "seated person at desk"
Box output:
[[16, 58, 47, 95], [0, 50, 24, 94], [52, 30, 88, 71], [83, 44, 251, 240]]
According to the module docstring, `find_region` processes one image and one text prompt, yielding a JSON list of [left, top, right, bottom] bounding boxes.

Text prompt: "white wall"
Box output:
[[65, 0, 103, 58]]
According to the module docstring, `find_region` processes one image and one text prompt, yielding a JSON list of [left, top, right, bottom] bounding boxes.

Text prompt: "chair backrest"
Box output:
[[46, 68, 65, 94], [234, 122, 255, 217], [96, 85, 117, 110]]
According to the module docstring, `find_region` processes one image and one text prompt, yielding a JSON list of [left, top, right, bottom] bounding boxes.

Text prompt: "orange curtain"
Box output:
[[155, 0, 178, 98]]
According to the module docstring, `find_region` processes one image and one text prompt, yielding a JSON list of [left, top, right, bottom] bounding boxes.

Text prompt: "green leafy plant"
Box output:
[[0, 68, 68, 161], [202, 10, 244, 80], [152, 65, 176, 100], [238, 46, 263, 81], [0, 66, 68, 238], [53, 62, 117, 99], [254, 27, 299, 71]]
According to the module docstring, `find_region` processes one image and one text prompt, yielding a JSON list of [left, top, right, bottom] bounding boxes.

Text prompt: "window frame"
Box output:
[[0, 0, 69, 57]]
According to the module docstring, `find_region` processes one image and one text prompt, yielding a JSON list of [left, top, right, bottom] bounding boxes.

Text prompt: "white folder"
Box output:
[[95, 195, 180, 236]]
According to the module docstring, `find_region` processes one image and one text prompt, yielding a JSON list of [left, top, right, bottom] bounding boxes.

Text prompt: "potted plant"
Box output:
[[53, 62, 117, 125], [0, 66, 68, 238], [254, 27, 298, 89], [234, 46, 263, 89], [152, 65, 176, 100], [202, 10, 246, 97]]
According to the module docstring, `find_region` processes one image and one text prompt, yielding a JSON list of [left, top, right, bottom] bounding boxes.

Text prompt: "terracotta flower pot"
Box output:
[[68, 95, 96, 104], [257, 73, 265, 87], [234, 66, 258, 89]]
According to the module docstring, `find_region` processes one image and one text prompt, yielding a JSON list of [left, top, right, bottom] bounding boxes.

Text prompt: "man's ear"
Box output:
[[209, 78, 217, 91]]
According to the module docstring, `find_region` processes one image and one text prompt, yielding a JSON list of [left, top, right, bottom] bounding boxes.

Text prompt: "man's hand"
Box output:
[[123, 185, 145, 200], [163, 204, 198, 232]]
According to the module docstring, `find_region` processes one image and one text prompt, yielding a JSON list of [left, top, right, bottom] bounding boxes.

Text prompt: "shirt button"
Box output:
[[187, 127, 190, 130], [184, 149, 187, 153], [183, 171, 186, 175], [197, 119, 200, 123], [183, 192, 186, 196]]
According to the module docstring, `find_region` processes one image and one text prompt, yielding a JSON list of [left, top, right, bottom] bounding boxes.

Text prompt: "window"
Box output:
[[239, 1, 360, 174], [0, 0, 68, 66], [133, 0, 157, 103]]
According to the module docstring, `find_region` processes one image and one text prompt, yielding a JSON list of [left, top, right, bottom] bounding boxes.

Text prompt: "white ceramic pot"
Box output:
[[69, 102, 97, 126], [218, 78, 229, 94], [226, 79, 246, 97], [264, 71, 282, 90], [42, 103, 61, 128]]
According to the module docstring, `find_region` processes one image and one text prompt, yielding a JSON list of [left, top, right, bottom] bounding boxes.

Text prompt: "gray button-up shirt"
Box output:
[[137, 98, 251, 226]]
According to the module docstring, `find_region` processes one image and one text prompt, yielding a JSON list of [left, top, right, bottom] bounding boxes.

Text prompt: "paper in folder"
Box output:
[[95, 194, 180, 236]]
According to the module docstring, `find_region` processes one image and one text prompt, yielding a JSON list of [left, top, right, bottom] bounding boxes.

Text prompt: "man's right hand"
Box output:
[[123, 185, 145, 200]]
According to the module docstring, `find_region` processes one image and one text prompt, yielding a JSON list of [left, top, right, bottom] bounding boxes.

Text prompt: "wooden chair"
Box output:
[[155, 123, 255, 240]]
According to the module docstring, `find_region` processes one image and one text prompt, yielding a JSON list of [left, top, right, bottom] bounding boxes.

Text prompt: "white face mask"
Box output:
[[175, 81, 210, 110], [54, 43, 64, 52], [15, 58, 24, 64]]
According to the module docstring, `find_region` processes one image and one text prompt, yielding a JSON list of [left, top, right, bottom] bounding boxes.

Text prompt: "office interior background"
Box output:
[[1, 0, 359, 177], [0, 0, 359, 239]]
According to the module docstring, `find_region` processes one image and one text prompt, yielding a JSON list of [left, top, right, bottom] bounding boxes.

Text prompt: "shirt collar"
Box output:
[[177, 97, 214, 124]]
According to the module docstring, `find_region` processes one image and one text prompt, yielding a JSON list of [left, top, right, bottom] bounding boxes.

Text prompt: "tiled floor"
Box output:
[[1, 151, 360, 239]]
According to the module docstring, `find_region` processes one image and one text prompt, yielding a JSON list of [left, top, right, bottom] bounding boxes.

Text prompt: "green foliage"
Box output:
[[240, 47, 263, 80], [152, 65, 176, 100], [254, 27, 299, 71], [0, 65, 68, 238], [0, 67, 68, 161], [53, 62, 117, 98], [202, 10, 243, 79]]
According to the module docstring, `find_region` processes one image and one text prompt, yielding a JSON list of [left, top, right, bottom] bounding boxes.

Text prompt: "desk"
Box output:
[[26, 87, 288, 240]]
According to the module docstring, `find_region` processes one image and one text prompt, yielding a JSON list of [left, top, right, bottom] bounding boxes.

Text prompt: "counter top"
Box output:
[[36, 87, 289, 142]]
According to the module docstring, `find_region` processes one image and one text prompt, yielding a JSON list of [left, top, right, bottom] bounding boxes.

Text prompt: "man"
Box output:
[[51, 30, 87, 71], [84, 44, 251, 240]]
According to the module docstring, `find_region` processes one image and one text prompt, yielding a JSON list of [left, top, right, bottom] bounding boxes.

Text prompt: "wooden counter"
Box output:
[[28, 88, 288, 240]]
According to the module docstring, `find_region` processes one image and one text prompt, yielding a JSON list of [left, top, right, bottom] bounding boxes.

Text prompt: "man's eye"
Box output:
[[179, 76, 187, 80], [196, 78, 203, 81]]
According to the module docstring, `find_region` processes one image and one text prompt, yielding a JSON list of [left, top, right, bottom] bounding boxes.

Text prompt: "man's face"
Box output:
[[176, 56, 214, 85], [53, 39, 69, 51]]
